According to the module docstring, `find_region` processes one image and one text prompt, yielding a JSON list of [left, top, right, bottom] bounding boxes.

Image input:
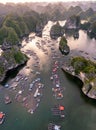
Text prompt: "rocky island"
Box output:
[[0, 11, 48, 83], [64, 15, 80, 30], [62, 56, 96, 99], [59, 36, 70, 55], [50, 22, 64, 39], [0, 45, 27, 82]]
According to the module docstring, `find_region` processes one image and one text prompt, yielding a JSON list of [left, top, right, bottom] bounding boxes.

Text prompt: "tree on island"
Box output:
[[50, 21, 64, 39], [59, 36, 70, 55]]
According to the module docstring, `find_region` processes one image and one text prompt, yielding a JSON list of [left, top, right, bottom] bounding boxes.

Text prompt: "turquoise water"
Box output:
[[0, 21, 96, 130]]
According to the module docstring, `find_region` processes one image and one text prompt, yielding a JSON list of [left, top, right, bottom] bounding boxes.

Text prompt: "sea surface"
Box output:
[[0, 21, 96, 130]]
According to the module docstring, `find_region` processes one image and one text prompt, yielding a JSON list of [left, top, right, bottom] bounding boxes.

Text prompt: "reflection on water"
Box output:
[[67, 30, 96, 58], [0, 20, 96, 130], [58, 20, 66, 27]]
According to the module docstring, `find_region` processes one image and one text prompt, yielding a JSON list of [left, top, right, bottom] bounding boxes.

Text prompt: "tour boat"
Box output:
[[4, 95, 12, 104], [0, 112, 5, 125]]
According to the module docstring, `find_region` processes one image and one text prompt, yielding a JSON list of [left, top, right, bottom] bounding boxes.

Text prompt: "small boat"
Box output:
[[0, 112, 5, 125], [4, 95, 12, 104], [51, 105, 65, 117], [28, 109, 34, 114], [48, 123, 61, 130], [4, 84, 9, 88]]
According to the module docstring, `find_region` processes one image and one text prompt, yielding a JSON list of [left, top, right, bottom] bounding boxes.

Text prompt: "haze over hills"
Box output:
[[0, 1, 96, 16], [0, 1, 96, 44]]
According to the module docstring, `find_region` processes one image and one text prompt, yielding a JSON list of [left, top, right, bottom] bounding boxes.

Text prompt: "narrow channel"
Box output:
[[0, 21, 96, 130]]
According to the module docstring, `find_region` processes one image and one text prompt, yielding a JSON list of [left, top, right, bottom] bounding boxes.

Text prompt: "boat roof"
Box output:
[[59, 106, 64, 111], [0, 113, 4, 118], [54, 125, 60, 130]]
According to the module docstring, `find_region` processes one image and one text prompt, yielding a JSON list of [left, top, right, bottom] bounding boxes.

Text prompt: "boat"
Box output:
[[56, 92, 63, 99], [51, 105, 65, 117], [28, 109, 34, 114], [4, 84, 9, 88], [73, 32, 79, 39], [4, 95, 12, 104], [48, 123, 61, 130], [34, 88, 39, 98], [0, 112, 5, 125]]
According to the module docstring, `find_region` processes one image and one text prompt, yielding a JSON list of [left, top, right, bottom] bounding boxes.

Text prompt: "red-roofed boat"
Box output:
[[0, 112, 5, 125]]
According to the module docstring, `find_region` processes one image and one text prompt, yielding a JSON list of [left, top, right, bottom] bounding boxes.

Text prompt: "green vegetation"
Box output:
[[71, 57, 96, 75], [4, 15, 29, 37], [0, 11, 47, 45], [23, 11, 39, 32], [59, 36, 67, 47], [50, 22, 64, 39], [0, 10, 47, 81], [59, 36, 70, 55], [2, 47, 27, 64], [52, 22, 62, 34], [0, 25, 19, 45], [0, 26, 8, 45], [14, 50, 27, 64], [7, 27, 19, 45]]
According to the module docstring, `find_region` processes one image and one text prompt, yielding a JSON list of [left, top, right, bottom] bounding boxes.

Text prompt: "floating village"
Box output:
[[0, 21, 95, 129], [0, 22, 66, 130]]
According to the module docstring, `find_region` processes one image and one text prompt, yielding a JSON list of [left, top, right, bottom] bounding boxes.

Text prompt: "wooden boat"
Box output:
[[51, 105, 65, 117], [48, 123, 61, 130], [0, 112, 5, 125], [4, 95, 12, 104]]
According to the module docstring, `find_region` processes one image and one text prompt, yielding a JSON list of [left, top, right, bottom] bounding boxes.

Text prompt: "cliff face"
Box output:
[[0, 11, 48, 82], [87, 22, 96, 39], [0, 46, 27, 82], [50, 22, 64, 39], [59, 36, 70, 55], [65, 15, 80, 30], [62, 57, 96, 99]]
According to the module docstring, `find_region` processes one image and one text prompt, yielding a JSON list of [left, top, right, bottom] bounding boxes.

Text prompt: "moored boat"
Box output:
[[48, 123, 61, 130], [4, 95, 12, 104], [0, 112, 5, 125]]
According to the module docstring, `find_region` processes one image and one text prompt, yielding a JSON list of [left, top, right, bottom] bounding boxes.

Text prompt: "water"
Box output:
[[0, 21, 96, 130]]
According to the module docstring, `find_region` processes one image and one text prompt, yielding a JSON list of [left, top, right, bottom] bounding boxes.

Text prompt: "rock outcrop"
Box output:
[[62, 57, 96, 99], [87, 22, 96, 39], [64, 15, 80, 30], [59, 36, 70, 55], [50, 22, 64, 39], [0, 46, 27, 82]]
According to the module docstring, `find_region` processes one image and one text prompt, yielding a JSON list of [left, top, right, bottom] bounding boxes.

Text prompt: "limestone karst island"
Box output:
[[0, 1, 96, 130]]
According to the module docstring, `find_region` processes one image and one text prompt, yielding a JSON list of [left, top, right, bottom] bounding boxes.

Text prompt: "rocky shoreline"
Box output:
[[0, 46, 28, 83], [62, 64, 96, 100], [0, 60, 27, 83]]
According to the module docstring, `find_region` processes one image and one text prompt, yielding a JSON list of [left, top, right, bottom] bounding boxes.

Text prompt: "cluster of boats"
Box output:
[[48, 45, 65, 129], [51, 104, 65, 118], [50, 61, 64, 99]]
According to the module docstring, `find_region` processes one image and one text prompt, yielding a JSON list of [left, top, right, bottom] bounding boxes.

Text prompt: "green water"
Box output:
[[0, 68, 96, 130], [0, 21, 96, 130]]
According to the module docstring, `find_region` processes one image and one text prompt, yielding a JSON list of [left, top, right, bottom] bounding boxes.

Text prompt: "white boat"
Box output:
[[34, 88, 39, 98]]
